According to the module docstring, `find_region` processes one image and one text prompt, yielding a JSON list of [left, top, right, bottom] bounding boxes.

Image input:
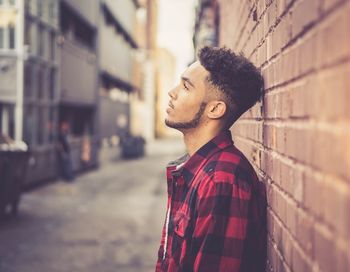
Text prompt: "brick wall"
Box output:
[[218, 0, 350, 271]]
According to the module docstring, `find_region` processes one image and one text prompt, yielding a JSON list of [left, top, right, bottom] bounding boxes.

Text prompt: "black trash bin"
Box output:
[[0, 150, 30, 219], [120, 135, 145, 159]]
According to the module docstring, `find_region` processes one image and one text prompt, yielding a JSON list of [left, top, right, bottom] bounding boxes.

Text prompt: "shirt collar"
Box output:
[[167, 130, 233, 186]]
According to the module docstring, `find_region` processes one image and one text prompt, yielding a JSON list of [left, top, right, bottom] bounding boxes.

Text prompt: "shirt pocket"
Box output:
[[174, 211, 191, 238], [171, 211, 192, 268]]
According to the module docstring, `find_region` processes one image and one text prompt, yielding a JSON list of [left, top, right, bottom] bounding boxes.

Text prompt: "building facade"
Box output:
[[59, 0, 99, 175], [98, 0, 138, 146], [0, 0, 62, 184], [0, 0, 21, 142], [129, 0, 158, 141], [0, 0, 156, 185]]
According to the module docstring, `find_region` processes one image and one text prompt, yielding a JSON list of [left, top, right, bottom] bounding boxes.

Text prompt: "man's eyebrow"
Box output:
[[181, 76, 195, 88]]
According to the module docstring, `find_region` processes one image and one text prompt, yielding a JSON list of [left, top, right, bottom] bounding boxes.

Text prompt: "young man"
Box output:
[[155, 46, 267, 272]]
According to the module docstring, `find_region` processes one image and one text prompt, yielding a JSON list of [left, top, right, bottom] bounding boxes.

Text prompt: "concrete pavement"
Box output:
[[0, 137, 185, 272]]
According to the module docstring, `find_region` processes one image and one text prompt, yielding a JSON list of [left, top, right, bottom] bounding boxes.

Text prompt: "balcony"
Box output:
[[99, 23, 133, 83]]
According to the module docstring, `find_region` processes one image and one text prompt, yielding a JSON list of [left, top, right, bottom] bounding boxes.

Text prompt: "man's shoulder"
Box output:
[[202, 144, 258, 185]]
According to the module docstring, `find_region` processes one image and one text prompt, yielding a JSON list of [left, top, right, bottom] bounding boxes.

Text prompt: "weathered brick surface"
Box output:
[[219, 0, 350, 270]]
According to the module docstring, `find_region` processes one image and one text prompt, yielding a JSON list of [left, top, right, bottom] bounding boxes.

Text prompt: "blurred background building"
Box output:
[[130, 0, 159, 141], [0, 0, 186, 186], [99, 0, 137, 144], [59, 0, 99, 177], [0, 0, 172, 186], [0, 0, 22, 144]]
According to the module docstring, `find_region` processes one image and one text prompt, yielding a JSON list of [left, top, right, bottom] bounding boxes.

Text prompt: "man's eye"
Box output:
[[183, 82, 189, 90]]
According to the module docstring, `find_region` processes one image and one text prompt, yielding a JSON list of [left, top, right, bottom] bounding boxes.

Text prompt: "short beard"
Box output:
[[165, 102, 207, 130]]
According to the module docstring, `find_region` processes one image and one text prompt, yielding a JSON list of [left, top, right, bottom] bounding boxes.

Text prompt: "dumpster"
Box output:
[[0, 135, 29, 219], [120, 134, 145, 159]]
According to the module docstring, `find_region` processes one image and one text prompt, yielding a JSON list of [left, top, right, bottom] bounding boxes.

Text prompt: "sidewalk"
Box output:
[[99, 136, 185, 165], [0, 138, 185, 272]]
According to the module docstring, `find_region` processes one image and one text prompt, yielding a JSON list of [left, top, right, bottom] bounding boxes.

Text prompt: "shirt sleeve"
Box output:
[[192, 173, 252, 272]]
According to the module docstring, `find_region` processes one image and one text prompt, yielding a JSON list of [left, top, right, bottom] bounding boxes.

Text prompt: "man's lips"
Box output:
[[168, 101, 174, 109], [166, 101, 174, 114]]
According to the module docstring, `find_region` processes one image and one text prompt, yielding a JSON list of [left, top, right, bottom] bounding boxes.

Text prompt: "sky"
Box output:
[[157, 0, 197, 79]]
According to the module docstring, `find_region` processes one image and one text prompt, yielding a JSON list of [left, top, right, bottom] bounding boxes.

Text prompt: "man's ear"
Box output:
[[207, 101, 227, 119]]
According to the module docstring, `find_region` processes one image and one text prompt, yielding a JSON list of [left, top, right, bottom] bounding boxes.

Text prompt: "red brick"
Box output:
[[314, 224, 336, 272], [271, 14, 291, 55], [296, 209, 314, 256], [303, 171, 325, 218], [280, 228, 293, 268], [275, 186, 287, 222], [314, 61, 350, 122], [289, 81, 311, 118], [257, 0, 267, 20], [289, 167, 303, 203], [266, 1, 277, 30], [334, 241, 350, 272], [298, 32, 318, 75], [272, 210, 283, 245], [317, 3, 350, 67], [276, 0, 287, 17], [291, 0, 320, 38], [285, 198, 297, 237], [322, 0, 348, 13], [323, 176, 350, 239], [292, 244, 312, 272]]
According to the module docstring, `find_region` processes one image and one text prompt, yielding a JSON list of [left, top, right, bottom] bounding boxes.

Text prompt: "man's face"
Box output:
[[165, 61, 209, 130]]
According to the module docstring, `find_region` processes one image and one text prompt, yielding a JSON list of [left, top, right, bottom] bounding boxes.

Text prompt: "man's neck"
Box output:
[[183, 126, 224, 156]]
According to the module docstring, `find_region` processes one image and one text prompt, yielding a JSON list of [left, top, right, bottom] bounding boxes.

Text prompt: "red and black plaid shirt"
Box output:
[[155, 130, 267, 272]]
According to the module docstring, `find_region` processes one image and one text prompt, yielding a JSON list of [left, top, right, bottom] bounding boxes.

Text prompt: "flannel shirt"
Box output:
[[155, 130, 267, 272]]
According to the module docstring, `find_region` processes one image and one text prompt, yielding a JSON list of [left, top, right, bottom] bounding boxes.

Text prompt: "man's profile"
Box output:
[[155, 46, 267, 272]]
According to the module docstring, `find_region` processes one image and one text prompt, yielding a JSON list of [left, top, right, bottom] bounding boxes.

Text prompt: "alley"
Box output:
[[0, 139, 185, 272]]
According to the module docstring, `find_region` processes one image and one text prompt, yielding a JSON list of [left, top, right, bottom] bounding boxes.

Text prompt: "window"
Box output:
[[24, 63, 33, 98], [48, 107, 55, 142], [0, 0, 16, 6], [24, 22, 30, 47], [0, 104, 15, 139], [49, 68, 56, 100], [49, 31, 56, 60], [37, 0, 42, 16], [26, 0, 36, 15], [24, 0, 30, 12], [49, 0, 56, 22], [0, 27, 4, 48], [38, 25, 44, 56], [59, 106, 94, 136], [23, 105, 35, 145], [24, 20, 35, 53], [8, 24, 15, 49], [37, 106, 45, 144], [37, 66, 44, 99], [0, 8, 16, 49]]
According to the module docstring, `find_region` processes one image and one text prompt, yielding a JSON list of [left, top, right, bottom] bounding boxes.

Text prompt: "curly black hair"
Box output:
[[198, 46, 264, 127]]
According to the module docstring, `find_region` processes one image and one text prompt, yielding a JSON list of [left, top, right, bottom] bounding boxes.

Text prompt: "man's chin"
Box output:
[[165, 118, 180, 129], [165, 119, 196, 130], [165, 118, 175, 128]]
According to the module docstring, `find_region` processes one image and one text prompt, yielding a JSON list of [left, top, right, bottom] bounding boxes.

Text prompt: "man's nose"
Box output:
[[168, 86, 177, 99]]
